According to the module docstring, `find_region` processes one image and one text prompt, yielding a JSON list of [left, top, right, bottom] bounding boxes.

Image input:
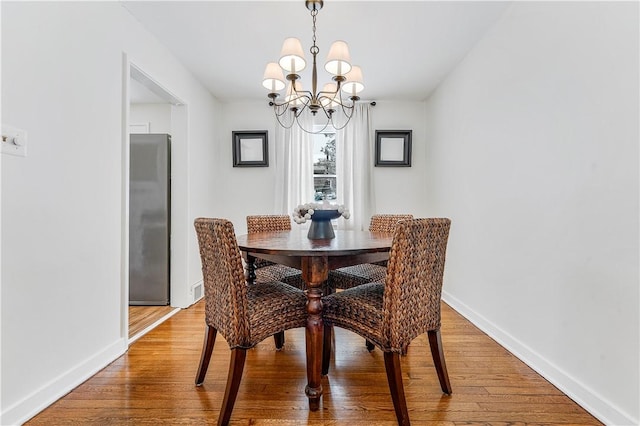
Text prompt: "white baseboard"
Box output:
[[3, 296, 635, 425], [442, 291, 638, 426], [0, 338, 127, 426]]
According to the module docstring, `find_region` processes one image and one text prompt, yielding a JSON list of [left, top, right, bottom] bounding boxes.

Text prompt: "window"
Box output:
[[312, 130, 336, 201]]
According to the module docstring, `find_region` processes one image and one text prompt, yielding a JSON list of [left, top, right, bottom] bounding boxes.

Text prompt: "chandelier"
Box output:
[[262, 0, 364, 134]]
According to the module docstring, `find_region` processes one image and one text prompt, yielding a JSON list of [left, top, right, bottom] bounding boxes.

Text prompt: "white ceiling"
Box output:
[[122, 1, 509, 103]]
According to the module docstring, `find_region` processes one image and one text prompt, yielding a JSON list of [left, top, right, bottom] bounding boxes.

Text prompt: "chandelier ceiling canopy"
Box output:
[[262, 0, 364, 134]]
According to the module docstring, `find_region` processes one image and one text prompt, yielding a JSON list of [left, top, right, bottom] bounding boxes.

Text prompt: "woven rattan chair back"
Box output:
[[194, 218, 250, 347], [329, 214, 415, 294], [382, 218, 450, 351], [247, 215, 291, 233], [322, 218, 452, 425], [194, 218, 307, 426], [245, 214, 306, 350], [368, 214, 414, 233], [368, 214, 413, 268], [246, 215, 291, 270]]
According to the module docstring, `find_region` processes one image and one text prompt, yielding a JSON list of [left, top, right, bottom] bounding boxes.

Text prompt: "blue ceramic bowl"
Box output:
[[311, 209, 342, 221], [307, 209, 341, 239]]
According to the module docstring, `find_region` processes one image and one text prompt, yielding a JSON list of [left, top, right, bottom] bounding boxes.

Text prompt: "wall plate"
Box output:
[[2, 124, 28, 157]]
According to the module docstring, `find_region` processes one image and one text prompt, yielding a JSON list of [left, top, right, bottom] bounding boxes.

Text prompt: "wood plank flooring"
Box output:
[[129, 305, 177, 339], [26, 301, 602, 425]]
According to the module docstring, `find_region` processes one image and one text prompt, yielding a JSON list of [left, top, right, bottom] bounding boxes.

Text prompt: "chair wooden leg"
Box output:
[[427, 329, 452, 394], [195, 325, 217, 386], [383, 352, 410, 426], [273, 331, 285, 350], [218, 348, 247, 426], [322, 323, 332, 376], [365, 339, 375, 352]]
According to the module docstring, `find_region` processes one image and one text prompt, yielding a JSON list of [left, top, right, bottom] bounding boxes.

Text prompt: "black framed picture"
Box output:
[[375, 130, 412, 167], [232, 131, 269, 167]]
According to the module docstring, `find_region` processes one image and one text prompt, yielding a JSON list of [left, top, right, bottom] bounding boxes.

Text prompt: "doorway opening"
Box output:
[[124, 61, 185, 341]]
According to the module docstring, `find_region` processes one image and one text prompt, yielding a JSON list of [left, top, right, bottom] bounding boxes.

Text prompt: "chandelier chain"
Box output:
[[264, 0, 364, 134], [311, 9, 318, 55]]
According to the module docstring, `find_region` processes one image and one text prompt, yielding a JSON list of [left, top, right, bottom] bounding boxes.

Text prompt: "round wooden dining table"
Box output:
[[236, 229, 393, 411]]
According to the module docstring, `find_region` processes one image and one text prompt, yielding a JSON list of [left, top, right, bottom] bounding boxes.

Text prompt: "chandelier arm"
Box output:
[[318, 82, 357, 109], [274, 109, 297, 129], [274, 105, 296, 117], [294, 113, 333, 135], [271, 92, 313, 109], [335, 87, 347, 106], [271, 102, 298, 128], [339, 102, 356, 119], [317, 91, 336, 99], [317, 95, 353, 110], [332, 99, 356, 131], [330, 116, 351, 131], [335, 90, 356, 118], [316, 102, 333, 121], [319, 96, 355, 121], [292, 99, 314, 118], [265, 0, 362, 134]]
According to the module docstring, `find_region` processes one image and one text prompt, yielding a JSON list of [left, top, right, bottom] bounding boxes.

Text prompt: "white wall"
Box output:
[[0, 3, 220, 424], [424, 2, 638, 424], [122, 5, 220, 309], [215, 100, 431, 233], [130, 103, 172, 134], [214, 101, 279, 235], [3, 1, 635, 424], [371, 101, 429, 216]]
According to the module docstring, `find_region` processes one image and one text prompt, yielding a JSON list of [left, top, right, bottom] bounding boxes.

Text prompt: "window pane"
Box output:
[[314, 176, 336, 200], [313, 132, 337, 201]]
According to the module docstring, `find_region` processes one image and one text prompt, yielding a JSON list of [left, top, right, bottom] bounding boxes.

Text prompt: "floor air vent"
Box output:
[[192, 282, 203, 302]]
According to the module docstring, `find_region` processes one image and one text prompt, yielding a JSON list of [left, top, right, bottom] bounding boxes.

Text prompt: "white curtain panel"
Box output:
[[336, 103, 376, 231], [273, 113, 315, 218]]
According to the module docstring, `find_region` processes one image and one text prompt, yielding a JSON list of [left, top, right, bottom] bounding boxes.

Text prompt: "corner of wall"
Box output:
[[442, 291, 639, 426]]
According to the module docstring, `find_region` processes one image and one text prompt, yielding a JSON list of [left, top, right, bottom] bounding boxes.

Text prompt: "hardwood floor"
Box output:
[[128, 305, 178, 340], [27, 301, 602, 425]]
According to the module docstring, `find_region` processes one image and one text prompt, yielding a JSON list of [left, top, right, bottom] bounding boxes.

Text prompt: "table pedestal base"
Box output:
[[302, 256, 328, 411], [308, 218, 335, 239]]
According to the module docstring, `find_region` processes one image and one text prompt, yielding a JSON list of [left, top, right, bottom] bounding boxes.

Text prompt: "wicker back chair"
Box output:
[[246, 214, 292, 233], [194, 218, 307, 426], [322, 218, 452, 425], [325, 214, 414, 355], [246, 215, 306, 349], [246, 215, 291, 270], [369, 214, 415, 233], [328, 214, 413, 291], [246, 215, 304, 286]]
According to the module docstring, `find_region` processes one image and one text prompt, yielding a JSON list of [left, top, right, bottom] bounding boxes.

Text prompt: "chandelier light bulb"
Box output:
[[264, 1, 364, 134], [262, 62, 286, 92], [320, 83, 339, 108], [342, 65, 364, 96], [279, 37, 307, 73], [325, 40, 352, 77], [285, 81, 304, 106]]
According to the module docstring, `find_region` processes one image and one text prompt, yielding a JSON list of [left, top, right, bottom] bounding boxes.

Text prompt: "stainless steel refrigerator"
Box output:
[[129, 134, 170, 305]]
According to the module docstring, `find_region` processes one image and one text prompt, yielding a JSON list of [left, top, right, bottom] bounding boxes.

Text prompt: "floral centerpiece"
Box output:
[[293, 201, 350, 239]]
